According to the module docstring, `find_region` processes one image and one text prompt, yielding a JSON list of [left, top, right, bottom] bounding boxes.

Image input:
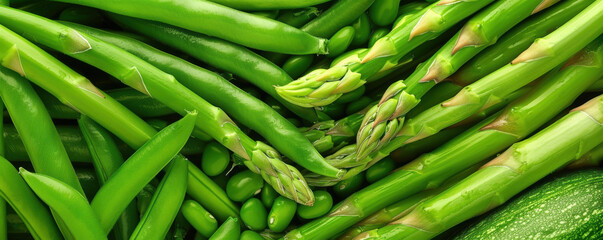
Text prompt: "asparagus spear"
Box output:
[[369, 94, 603, 239], [588, 78, 603, 92], [356, 0, 562, 159], [283, 36, 603, 240], [275, 0, 496, 107], [0, 22, 239, 221], [450, 0, 593, 85]]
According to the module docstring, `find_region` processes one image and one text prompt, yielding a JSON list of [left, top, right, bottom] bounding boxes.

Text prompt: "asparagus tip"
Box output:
[[410, 10, 443, 40], [452, 26, 485, 55], [3, 45, 26, 77], [361, 37, 396, 63], [532, 0, 559, 15], [512, 40, 551, 64], [437, 0, 463, 6]]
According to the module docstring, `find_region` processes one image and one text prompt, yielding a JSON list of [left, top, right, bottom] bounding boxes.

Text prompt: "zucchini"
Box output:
[[453, 169, 603, 240]]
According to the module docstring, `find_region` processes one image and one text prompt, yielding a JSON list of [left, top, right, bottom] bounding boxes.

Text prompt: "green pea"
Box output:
[[261, 185, 278, 208], [297, 190, 333, 219], [369, 0, 400, 26], [267, 196, 297, 233], [351, 13, 371, 47], [208, 217, 240, 240], [226, 170, 264, 202], [240, 230, 264, 240], [365, 157, 396, 183], [327, 26, 356, 57], [282, 55, 315, 79], [240, 198, 268, 231], [333, 172, 365, 197], [201, 141, 230, 177], [181, 200, 218, 238], [369, 28, 390, 48]]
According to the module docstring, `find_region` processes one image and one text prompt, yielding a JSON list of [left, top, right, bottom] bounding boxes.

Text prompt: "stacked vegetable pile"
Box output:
[[0, 0, 601, 239]]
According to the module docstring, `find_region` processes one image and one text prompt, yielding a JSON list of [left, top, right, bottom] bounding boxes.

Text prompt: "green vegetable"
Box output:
[[91, 113, 196, 234], [205, 0, 331, 11], [181, 200, 218, 238], [282, 55, 314, 79], [261, 185, 279, 209], [372, 94, 603, 239], [332, 172, 365, 197], [453, 169, 603, 240], [301, 0, 375, 38], [226, 170, 265, 202], [276, 7, 319, 28], [240, 198, 268, 231], [208, 217, 240, 240], [369, 0, 400, 26], [0, 100, 4, 240], [368, 28, 389, 48], [54, 0, 327, 54], [58, 6, 106, 27], [240, 230, 264, 240], [268, 197, 297, 233], [275, 0, 495, 107], [365, 157, 395, 183], [297, 190, 333, 219], [130, 157, 188, 240], [351, 13, 372, 47], [328, 26, 356, 57], [20, 168, 105, 240], [201, 142, 230, 177]]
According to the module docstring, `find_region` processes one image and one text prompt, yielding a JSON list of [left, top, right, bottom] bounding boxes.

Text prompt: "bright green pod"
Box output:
[[181, 200, 218, 238], [226, 170, 264, 202], [201, 141, 230, 177], [297, 190, 333, 219], [130, 157, 188, 240], [187, 162, 240, 222], [261, 185, 279, 208], [206, 0, 331, 11], [301, 0, 375, 38], [282, 55, 315, 79], [276, 7, 319, 28], [20, 169, 105, 240], [240, 198, 268, 231], [351, 13, 371, 47], [240, 230, 264, 240], [333, 172, 365, 197], [369, 0, 400, 26], [91, 113, 197, 234], [327, 26, 356, 57], [268, 196, 297, 233], [208, 217, 240, 240], [369, 28, 389, 48], [365, 157, 396, 183]]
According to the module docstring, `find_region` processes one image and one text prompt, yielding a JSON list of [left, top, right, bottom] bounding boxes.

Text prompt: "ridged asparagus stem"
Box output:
[[356, 0, 560, 159], [373, 94, 603, 240], [283, 36, 603, 240], [275, 0, 495, 107]]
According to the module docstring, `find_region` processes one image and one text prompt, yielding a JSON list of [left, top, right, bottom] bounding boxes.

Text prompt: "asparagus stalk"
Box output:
[[0, 21, 239, 221], [275, 0, 495, 107], [0, 99, 5, 240], [588, 78, 603, 92], [370, 94, 603, 240], [450, 0, 593, 86], [283, 37, 603, 240], [356, 0, 562, 159]]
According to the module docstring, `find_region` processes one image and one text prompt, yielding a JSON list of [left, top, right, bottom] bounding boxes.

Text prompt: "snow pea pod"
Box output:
[[0, 67, 84, 195], [0, 157, 62, 240], [106, 15, 325, 123], [302, 0, 375, 38], [201, 141, 230, 177], [267, 196, 297, 233], [206, 0, 332, 11], [181, 200, 218, 238], [54, 0, 328, 54], [20, 168, 105, 240], [208, 217, 240, 240], [369, 0, 400, 26], [130, 156, 188, 240], [240, 198, 268, 231], [77, 116, 139, 240], [92, 113, 196, 234]]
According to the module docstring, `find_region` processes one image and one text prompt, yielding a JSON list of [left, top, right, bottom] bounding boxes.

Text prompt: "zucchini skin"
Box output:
[[453, 169, 603, 240]]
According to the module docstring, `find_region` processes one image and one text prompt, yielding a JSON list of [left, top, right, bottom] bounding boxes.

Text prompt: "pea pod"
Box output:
[[282, 55, 315, 79], [201, 141, 230, 177], [327, 26, 356, 57], [181, 200, 218, 238], [130, 156, 188, 240], [369, 0, 400, 26], [301, 0, 375, 38], [267, 196, 297, 233], [351, 13, 372, 47], [250, 10, 279, 19], [261, 185, 279, 208], [54, 0, 327, 54], [205, 0, 331, 11], [226, 170, 264, 202], [240, 198, 268, 231], [297, 190, 333, 219], [240, 230, 264, 240], [365, 157, 395, 183], [187, 162, 240, 222], [19, 168, 105, 240], [0, 157, 61, 240], [208, 217, 240, 240], [91, 113, 196, 234], [77, 116, 139, 240], [276, 7, 319, 28]]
